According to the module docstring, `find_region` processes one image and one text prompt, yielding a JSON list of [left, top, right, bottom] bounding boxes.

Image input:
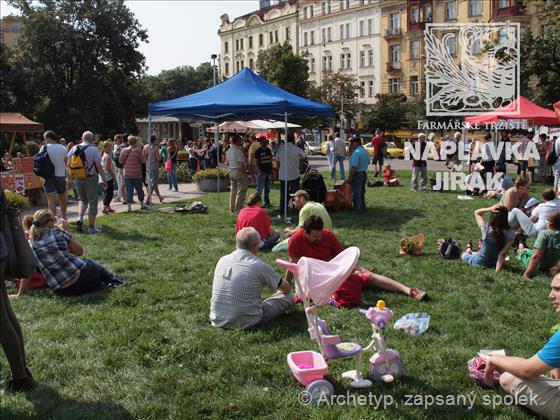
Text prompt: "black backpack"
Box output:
[[114, 144, 125, 169], [439, 238, 462, 259], [301, 170, 327, 203], [33, 145, 55, 179], [545, 140, 558, 166]]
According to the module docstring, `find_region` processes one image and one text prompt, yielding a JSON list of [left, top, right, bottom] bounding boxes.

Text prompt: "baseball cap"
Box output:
[[524, 198, 539, 209], [290, 190, 309, 200]]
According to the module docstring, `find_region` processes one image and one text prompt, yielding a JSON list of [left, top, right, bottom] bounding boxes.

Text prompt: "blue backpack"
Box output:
[[33, 145, 55, 179]]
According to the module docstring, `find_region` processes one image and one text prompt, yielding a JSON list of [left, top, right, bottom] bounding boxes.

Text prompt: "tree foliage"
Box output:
[[520, 2, 560, 107], [362, 93, 407, 131], [142, 63, 214, 103], [3, 0, 148, 138], [256, 42, 310, 97], [308, 71, 361, 128]]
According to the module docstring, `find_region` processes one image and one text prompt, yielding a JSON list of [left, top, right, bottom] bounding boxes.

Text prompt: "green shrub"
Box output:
[[193, 168, 229, 182], [158, 163, 193, 183], [4, 190, 31, 210]]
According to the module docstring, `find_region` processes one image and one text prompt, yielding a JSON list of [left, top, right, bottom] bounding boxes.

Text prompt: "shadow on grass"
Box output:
[[1, 383, 133, 420], [97, 225, 155, 242], [334, 207, 424, 231]]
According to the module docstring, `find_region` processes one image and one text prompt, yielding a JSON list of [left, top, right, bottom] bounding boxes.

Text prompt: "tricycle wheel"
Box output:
[[305, 379, 334, 403], [369, 359, 404, 381]]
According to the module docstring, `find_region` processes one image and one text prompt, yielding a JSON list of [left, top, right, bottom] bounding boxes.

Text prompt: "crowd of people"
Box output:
[[2, 126, 559, 418]]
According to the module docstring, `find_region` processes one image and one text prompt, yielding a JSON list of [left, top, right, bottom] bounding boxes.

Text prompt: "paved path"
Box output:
[[24, 182, 207, 220]]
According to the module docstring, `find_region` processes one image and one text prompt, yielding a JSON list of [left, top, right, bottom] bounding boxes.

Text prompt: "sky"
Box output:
[[0, 0, 258, 75]]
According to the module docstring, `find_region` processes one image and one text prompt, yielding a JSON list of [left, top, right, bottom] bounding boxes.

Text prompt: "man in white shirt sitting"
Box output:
[[210, 227, 293, 329], [509, 189, 560, 238]]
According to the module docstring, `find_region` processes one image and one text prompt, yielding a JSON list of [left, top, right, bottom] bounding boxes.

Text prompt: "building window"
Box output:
[[11, 23, 21, 32], [304, 6, 308, 19], [389, 78, 400, 93], [359, 20, 365, 37], [241, 60, 244, 68], [249, 36, 253, 49], [410, 76, 419, 95], [368, 80, 374, 97], [498, 0, 509, 8], [328, 55, 333, 71], [471, 38, 481, 54], [368, 49, 374, 66], [360, 50, 366, 67], [498, 27, 508, 43], [346, 23, 350, 39], [360, 81, 365, 97], [410, 39, 420, 59], [328, 27, 332, 42], [275, 30, 278, 43], [322, 1, 331, 14], [445, 1, 457, 20], [340, 53, 345, 69], [469, 0, 482, 16], [309, 5, 314, 17], [235, 39, 239, 51], [225, 62, 229, 75], [286, 27, 291, 41], [224, 42, 228, 54], [424, 5, 432, 22], [410, 6, 419, 24], [340, 24, 344, 40], [322, 28, 326, 43], [304, 32, 308, 46], [270, 31, 273, 44], [323, 56, 333, 72], [390, 44, 400, 63], [340, 53, 351, 69], [322, 56, 327, 71], [249, 58, 254, 69], [259, 34, 264, 47], [310, 30, 315, 45], [240, 38, 244, 50], [310, 57, 315, 73], [368, 18, 374, 35], [390, 13, 399, 30], [445, 34, 456, 56]]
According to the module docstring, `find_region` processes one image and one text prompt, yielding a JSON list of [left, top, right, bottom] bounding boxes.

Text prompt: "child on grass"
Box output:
[[383, 164, 400, 187]]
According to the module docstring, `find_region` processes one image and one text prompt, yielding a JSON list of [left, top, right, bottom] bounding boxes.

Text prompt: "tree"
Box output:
[[4, 0, 148, 138], [308, 71, 361, 130], [142, 63, 214, 103], [363, 93, 407, 131], [520, 2, 560, 107], [256, 42, 310, 97]]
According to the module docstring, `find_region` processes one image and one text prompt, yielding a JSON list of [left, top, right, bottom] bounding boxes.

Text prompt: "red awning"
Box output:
[[464, 97, 560, 126], [0, 113, 44, 133]]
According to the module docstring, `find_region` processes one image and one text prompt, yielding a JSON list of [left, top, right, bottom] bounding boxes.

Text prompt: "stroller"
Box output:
[[276, 247, 403, 402]]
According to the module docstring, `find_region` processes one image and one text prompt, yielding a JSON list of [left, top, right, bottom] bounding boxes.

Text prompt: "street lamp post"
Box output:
[[211, 53, 219, 202]]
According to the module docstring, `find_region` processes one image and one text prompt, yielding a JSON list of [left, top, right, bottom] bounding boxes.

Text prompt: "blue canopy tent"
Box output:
[[148, 67, 334, 221]]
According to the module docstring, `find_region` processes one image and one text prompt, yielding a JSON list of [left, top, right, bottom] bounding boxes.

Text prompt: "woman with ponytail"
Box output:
[[28, 210, 126, 296], [462, 204, 516, 272]]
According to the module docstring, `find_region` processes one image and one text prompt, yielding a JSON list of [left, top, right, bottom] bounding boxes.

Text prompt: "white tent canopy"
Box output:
[[206, 119, 300, 133]]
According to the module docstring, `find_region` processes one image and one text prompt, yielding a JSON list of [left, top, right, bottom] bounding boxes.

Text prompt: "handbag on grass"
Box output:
[[1, 190, 37, 279]]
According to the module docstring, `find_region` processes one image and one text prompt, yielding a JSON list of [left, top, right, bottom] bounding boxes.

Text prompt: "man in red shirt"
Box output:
[[286, 215, 428, 307], [236, 193, 280, 250], [371, 129, 385, 177]]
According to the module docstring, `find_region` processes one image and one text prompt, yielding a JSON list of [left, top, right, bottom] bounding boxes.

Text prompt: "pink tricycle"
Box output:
[[277, 247, 403, 401]]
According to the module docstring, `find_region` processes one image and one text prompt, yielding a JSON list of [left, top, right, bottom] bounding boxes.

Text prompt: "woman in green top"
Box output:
[[160, 140, 168, 164], [518, 213, 560, 279]]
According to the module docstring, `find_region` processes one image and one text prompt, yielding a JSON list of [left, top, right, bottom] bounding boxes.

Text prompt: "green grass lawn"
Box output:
[[1, 170, 556, 419]]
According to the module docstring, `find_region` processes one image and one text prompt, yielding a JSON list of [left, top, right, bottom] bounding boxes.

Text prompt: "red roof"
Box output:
[[464, 97, 560, 126], [0, 113, 44, 133]]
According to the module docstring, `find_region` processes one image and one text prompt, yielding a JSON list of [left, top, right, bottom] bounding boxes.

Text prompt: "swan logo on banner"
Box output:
[[424, 22, 520, 116]]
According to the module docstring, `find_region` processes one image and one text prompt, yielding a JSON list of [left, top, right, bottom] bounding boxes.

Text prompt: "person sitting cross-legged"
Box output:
[[286, 215, 427, 308], [235, 193, 280, 250], [283, 190, 332, 238], [484, 264, 560, 419], [517, 213, 560, 279], [210, 227, 293, 329]]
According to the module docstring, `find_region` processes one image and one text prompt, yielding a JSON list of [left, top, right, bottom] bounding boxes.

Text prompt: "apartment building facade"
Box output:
[[217, 0, 298, 79], [0, 16, 24, 48]]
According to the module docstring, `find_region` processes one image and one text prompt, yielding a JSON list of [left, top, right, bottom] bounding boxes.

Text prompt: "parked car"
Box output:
[[385, 142, 405, 159], [305, 141, 322, 156]]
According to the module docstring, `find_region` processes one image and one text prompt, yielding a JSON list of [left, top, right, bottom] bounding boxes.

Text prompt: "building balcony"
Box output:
[[408, 21, 425, 32], [383, 27, 402, 39], [386, 61, 402, 72], [491, 1, 526, 19]]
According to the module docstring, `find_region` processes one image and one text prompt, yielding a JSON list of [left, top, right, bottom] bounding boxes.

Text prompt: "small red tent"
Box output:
[[464, 97, 560, 126]]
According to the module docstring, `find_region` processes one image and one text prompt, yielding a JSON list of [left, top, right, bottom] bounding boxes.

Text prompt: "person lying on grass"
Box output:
[[285, 215, 427, 308], [460, 204, 515, 273], [517, 213, 560, 280], [484, 264, 560, 419], [210, 227, 293, 329], [27, 209, 127, 297]]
